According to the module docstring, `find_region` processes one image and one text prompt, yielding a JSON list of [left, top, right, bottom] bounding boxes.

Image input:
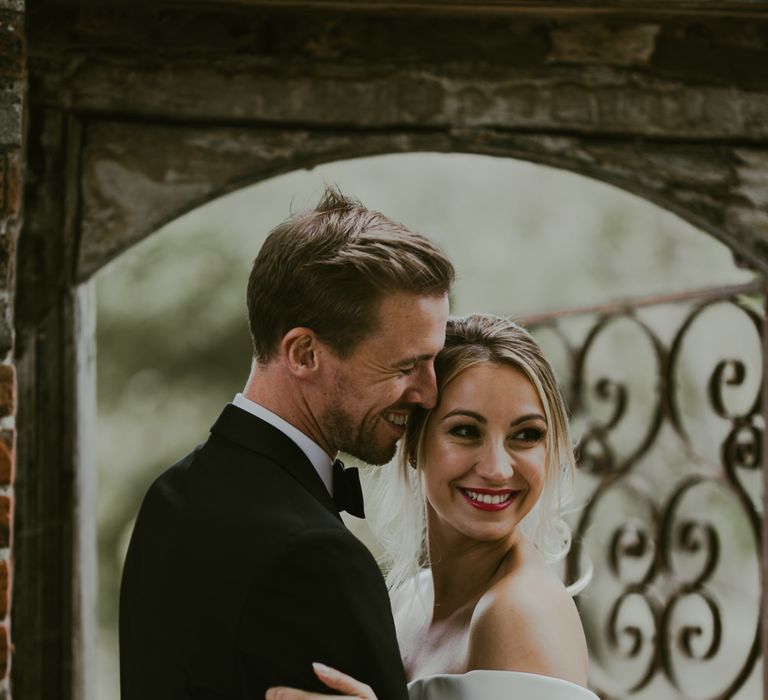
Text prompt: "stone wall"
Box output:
[[0, 0, 23, 696], [26, 4, 768, 277]]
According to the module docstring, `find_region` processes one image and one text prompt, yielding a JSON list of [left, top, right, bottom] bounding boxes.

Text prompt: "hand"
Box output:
[[266, 662, 377, 700]]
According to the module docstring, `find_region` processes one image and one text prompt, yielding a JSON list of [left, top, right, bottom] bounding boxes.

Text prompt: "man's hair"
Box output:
[[247, 187, 455, 363]]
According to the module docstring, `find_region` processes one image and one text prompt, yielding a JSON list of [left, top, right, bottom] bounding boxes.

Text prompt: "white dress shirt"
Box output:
[[231, 393, 334, 496]]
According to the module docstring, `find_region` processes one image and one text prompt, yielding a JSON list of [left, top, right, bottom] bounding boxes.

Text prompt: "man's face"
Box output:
[[319, 292, 449, 465]]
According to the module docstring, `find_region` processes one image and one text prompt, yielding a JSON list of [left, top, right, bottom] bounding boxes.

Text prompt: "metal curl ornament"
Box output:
[[708, 360, 747, 420], [572, 313, 665, 475], [676, 592, 722, 661], [673, 520, 720, 588], [659, 589, 723, 691], [667, 297, 763, 451], [722, 421, 762, 472], [608, 522, 656, 586], [658, 478, 721, 588], [577, 431, 615, 474], [594, 377, 628, 432], [605, 589, 660, 692]]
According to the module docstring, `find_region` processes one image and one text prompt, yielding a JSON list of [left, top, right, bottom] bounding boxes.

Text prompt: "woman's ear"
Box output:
[[281, 327, 320, 376]]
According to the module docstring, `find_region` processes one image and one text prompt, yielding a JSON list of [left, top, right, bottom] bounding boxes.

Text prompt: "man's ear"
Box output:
[[281, 327, 322, 376]]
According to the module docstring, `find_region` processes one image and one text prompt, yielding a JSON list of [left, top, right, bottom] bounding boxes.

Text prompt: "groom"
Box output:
[[119, 188, 454, 700]]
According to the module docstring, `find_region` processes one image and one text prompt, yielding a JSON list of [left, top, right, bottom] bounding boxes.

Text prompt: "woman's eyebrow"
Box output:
[[441, 409, 486, 422], [510, 413, 547, 426]]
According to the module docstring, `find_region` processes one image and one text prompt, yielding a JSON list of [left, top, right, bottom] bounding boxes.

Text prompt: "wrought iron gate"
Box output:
[[521, 281, 764, 700]]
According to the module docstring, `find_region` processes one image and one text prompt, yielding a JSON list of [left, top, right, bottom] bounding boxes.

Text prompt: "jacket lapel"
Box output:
[[210, 404, 340, 519]]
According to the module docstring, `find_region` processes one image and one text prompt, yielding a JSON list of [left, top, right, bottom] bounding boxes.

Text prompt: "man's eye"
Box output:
[[399, 366, 416, 376], [449, 425, 480, 439]]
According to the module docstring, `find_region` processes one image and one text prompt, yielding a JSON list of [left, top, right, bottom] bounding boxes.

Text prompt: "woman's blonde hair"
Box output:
[[369, 313, 578, 593]]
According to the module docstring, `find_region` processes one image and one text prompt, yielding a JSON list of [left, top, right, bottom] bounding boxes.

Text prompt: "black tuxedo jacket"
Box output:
[[120, 405, 408, 700]]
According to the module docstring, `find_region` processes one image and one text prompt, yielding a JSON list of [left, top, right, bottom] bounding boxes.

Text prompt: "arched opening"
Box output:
[[94, 152, 759, 699]]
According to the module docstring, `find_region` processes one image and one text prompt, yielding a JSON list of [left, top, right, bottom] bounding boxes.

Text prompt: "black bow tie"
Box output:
[[332, 459, 365, 519]]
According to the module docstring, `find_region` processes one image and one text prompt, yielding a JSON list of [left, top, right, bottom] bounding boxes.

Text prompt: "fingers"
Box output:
[[312, 663, 376, 700], [264, 663, 378, 700], [266, 687, 336, 700]]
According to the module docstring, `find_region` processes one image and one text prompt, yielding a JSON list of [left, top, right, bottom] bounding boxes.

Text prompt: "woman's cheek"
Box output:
[[522, 451, 546, 492]]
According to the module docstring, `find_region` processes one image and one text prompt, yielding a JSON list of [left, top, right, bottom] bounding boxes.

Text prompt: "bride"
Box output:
[[268, 314, 596, 700]]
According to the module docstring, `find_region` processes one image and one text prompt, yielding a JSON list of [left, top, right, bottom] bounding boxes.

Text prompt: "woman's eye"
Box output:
[[514, 427, 545, 443], [449, 424, 480, 439]]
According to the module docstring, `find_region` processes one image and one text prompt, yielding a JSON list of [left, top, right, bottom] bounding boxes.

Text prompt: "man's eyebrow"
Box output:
[[396, 353, 435, 366]]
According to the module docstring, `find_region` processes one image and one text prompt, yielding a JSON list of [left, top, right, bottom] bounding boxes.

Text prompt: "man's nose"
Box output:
[[409, 363, 438, 409]]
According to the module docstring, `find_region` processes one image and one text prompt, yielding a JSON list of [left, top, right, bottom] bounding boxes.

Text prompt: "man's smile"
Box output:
[[384, 412, 409, 428]]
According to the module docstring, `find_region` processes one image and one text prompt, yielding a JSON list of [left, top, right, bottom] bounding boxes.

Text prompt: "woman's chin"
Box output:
[[455, 521, 517, 545]]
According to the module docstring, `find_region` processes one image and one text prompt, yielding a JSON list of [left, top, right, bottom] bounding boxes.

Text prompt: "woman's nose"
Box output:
[[475, 441, 514, 481]]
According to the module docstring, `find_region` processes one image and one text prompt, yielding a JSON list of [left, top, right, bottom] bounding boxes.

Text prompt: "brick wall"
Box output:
[[0, 0, 24, 695]]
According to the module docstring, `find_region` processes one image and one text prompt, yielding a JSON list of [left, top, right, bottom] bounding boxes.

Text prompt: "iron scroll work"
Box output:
[[520, 281, 764, 700]]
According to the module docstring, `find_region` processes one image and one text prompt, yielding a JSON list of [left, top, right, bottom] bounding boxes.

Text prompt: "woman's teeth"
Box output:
[[462, 489, 512, 505]]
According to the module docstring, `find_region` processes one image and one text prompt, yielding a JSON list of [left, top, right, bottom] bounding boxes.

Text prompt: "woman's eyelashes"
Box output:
[[448, 423, 481, 439], [514, 426, 546, 444], [446, 422, 546, 444]]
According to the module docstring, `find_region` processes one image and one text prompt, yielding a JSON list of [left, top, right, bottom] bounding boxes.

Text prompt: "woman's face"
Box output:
[[421, 362, 547, 544]]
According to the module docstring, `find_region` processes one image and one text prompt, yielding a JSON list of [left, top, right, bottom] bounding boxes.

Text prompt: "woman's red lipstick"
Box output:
[[458, 487, 517, 512]]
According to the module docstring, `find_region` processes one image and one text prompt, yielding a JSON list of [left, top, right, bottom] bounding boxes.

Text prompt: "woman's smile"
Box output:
[[457, 487, 520, 511]]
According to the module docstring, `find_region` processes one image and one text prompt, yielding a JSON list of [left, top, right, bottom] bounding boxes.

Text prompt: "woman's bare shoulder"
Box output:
[[467, 552, 589, 686]]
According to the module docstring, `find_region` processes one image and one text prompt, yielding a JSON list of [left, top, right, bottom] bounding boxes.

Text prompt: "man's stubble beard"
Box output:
[[321, 401, 398, 466]]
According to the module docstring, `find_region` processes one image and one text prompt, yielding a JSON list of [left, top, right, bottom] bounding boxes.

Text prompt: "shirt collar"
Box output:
[[232, 393, 334, 496]]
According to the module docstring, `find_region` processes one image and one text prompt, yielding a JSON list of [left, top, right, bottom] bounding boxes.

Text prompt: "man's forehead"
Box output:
[[360, 291, 448, 351], [356, 327, 444, 363]]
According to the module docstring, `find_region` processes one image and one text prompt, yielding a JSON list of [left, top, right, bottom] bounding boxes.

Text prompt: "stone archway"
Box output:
[[78, 123, 768, 280], [13, 3, 768, 699]]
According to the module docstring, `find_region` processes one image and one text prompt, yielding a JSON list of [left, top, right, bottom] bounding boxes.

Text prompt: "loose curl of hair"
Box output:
[[369, 313, 583, 595]]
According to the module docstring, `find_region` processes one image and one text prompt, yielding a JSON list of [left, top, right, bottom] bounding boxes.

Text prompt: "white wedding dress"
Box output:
[[408, 670, 600, 700]]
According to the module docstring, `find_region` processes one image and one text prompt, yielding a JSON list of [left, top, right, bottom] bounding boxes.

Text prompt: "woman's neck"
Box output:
[[427, 513, 520, 621]]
